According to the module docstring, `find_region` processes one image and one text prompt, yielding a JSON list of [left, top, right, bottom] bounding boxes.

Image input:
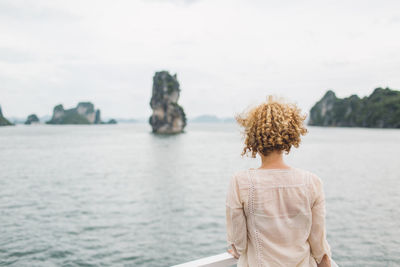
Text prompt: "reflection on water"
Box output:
[[0, 124, 399, 266]]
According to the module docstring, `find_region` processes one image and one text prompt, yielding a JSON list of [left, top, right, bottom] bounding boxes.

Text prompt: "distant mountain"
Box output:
[[309, 87, 400, 128], [190, 115, 219, 123], [7, 115, 49, 124], [221, 117, 235, 123], [110, 118, 139, 123], [189, 114, 235, 123], [7, 117, 24, 124], [40, 115, 51, 122]]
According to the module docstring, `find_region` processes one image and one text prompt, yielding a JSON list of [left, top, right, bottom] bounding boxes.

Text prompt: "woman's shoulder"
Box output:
[[231, 169, 249, 181], [229, 169, 251, 188], [231, 167, 323, 186], [293, 167, 324, 188]]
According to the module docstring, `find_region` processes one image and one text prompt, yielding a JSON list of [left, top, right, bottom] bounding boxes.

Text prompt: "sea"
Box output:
[[0, 123, 399, 267]]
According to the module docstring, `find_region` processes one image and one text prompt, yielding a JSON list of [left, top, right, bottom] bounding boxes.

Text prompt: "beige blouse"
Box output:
[[226, 167, 331, 267]]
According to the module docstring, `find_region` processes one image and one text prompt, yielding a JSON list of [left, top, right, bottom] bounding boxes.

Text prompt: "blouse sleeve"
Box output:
[[225, 173, 247, 256], [308, 175, 332, 264]]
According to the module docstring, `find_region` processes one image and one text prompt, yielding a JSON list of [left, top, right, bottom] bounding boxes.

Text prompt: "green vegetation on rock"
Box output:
[[46, 102, 101, 125], [0, 105, 13, 126], [60, 111, 90, 124], [25, 114, 40, 125], [309, 87, 400, 128], [0, 116, 13, 126], [107, 119, 117, 124]]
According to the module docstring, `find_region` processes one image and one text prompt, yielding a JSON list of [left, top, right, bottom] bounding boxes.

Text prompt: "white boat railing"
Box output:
[[171, 253, 339, 267], [171, 252, 237, 267]]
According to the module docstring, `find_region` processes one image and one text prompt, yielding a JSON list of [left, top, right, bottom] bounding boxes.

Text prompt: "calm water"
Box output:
[[0, 123, 399, 267]]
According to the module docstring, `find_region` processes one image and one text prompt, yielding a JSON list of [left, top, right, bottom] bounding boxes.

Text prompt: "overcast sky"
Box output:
[[1, 0, 400, 119]]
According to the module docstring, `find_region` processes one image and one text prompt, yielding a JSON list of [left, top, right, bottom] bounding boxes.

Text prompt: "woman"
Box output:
[[226, 96, 332, 267]]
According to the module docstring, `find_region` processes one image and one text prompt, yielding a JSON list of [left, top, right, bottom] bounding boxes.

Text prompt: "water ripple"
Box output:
[[0, 124, 399, 266]]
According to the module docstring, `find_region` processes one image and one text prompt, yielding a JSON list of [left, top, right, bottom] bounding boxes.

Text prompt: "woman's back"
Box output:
[[227, 96, 332, 266], [226, 167, 331, 267]]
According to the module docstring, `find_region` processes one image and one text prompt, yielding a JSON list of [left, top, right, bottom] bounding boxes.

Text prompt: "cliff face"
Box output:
[[0, 105, 13, 126], [309, 87, 400, 128], [149, 71, 187, 133], [25, 114, 40, 125], [47, 102, 102, 124]]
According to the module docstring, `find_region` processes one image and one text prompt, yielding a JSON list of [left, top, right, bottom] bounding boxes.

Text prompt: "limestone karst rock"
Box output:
[[0, 105, 13, 126], [25, 114, 40, 125], [46, 102, 102, 124], [309, 87, 400, 128], [149, 71, 187, 133]]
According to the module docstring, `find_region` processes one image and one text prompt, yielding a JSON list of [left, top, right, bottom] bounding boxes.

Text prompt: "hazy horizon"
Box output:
[[5, 112, 238, 122], [1, 0, 400, 119]]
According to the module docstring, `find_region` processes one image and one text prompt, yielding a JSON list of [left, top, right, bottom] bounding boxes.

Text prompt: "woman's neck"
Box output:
[[258, 150, 291, 169]]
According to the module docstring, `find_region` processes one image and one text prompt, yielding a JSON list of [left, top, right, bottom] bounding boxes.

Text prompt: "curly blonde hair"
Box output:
[[235, 96, 308, 158]]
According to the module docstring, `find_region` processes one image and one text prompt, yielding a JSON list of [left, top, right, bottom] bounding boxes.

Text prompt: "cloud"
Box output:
[[0, 0, 79, 21], [389, 15, 400, 24], [144, 0, 201, 6], [0, 47, 36, 63], [0, 0, 399, 119]]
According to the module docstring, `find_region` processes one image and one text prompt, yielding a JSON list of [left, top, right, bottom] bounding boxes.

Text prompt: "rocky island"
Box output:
[[0, 105, 13, 126], [25, 114, 40, 125], [309, 87, 400, 128], [47, 102, 102, 124], [149, 71, 187, 134]]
